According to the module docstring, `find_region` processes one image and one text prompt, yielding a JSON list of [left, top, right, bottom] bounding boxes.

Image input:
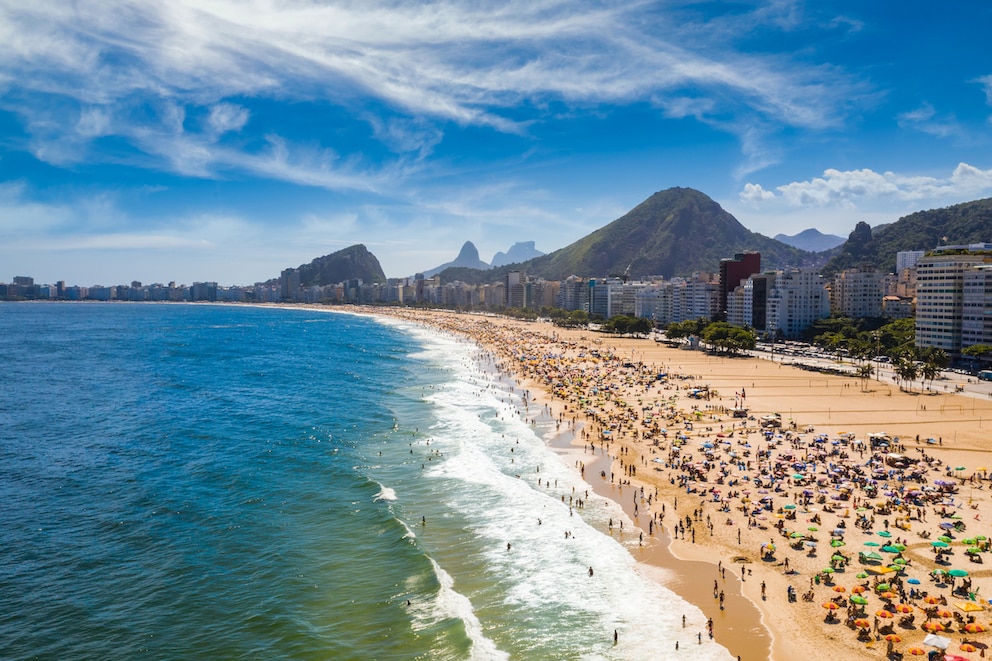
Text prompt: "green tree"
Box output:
[[856, 363, 875, 391]]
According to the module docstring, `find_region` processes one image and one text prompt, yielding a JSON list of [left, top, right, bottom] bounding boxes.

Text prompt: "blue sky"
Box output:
[[2, 0, 992, 285]]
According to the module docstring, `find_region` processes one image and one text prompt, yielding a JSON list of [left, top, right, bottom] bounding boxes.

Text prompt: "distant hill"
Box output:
[[513, 187, 822, 281], [491, 241, 544, 267], [774, 228, 845, 252], [821, 197, 992, 276], [281, 244, 386, 286], [421, 241, 491, 277]]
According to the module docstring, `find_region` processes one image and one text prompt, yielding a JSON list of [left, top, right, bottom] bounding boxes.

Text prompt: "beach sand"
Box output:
[[347, 306, 992, 660]]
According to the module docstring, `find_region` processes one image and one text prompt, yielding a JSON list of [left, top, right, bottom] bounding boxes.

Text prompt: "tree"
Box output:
[[702, 322, 756, 355], [856, 363, 874, 391], [893, 355, 919, 392]]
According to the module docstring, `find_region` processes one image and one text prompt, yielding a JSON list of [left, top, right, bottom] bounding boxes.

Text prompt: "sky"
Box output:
[[2, 0, 992, 286]]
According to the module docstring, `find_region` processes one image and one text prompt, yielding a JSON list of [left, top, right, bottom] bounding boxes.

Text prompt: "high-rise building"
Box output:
[[765, 270, 829, 338], [916, 245, 992, 354], [831, 269, 885, 319], [719, 252, 760, 318]]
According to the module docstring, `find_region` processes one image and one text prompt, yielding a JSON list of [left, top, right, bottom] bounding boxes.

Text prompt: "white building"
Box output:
[[765, 270, 830, 339], [915, 246, 992, 355]]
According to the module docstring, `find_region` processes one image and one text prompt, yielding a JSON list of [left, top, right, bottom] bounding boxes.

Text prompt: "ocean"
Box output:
[[0, 303, 732, 660]]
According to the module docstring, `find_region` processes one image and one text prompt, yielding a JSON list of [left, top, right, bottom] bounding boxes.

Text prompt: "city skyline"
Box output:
[[1, 1, 991, 285]]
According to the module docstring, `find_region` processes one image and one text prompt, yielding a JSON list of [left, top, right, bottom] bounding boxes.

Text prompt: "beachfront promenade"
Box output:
[[352, 306, 992, 660]]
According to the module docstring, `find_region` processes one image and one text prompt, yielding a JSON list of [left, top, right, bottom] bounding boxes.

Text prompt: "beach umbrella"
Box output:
[[939, 535, 953, 543], [922, 622, 945, 632], [831, 554, 846, 562], [830, 539, 845, 547], [948, 569, 969, 577], [880, 591, 898, 600], [907, 578, 921, 585], [864, 541, 881, 547], [875, 609, 893, 619], [956, 601, 984, 613], [907, 647, 926, 656], [885, 634, 903, 643], [833, 585, 846, 593], [966, 547, 981, 554], [877, 530, 892, 538], [964, 623, 987, 633], [935, 608, 953, 618], [881, 545, 901, 553], [856, 572, 868, 579], [808, 526, 818, 531], [875, 583, 892, 591], [961, 643, 978, 653], [853, 617, 871, 628], [851, 586, 867, 594], [790, 532, 803, 538], [821, 567, 835, 574], [923, 596, 941, 604], [894, 603, 914, 613], [865, 551, 883, 561], [932, 540, 950, 548], [851, 595, 868, 605], [822, 602, 839, 610]]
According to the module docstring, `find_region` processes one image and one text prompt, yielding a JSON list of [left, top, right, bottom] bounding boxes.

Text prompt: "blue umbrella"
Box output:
[[907, 578, 921, 585]]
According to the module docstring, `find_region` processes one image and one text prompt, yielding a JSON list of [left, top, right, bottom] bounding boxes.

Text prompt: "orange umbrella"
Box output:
[[907, 647, 926, 656], [935, 608, 953, 618], [822, 602, 840, 610], [922, 621, 945, 632], [879, 591, 897, 600], [961, 643, 978, 653], [875, 609, 894, 619], [851, 586, 867, 594], [853, 618, 871, 629], [894, 603, 914, 613], [884, 634, 902, 643], [833, 585, 846, 593], [964, 622, 987, 633], [923, 596, 940, 604]]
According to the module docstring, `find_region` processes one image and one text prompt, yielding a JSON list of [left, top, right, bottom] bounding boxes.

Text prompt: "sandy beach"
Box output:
[[347, 305, 992, 660]]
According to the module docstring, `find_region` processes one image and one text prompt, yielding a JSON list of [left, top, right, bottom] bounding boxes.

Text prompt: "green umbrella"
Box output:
[[948, 569, 969, 577], [831, 539, 846, 547], [865, 551, 883, 560], [955, 466, 966, 471], [939, 535, 953, 543], [808, 526, 818, 531], [877, 531, 892, 538], [876, 583, 891, 591], [792, 472, 804, 479], [964, 538, 976, 545], [967, 547, 981, 554], [821, 567, 835, 573], [892, 543, 906, 551], [977, 535, 988, 541], [932, 541, 950, 548], [881, 545, 900, 553], [790, 532, 804, 538], [892, 557, 907, 565], [851, 594, 868, 605], [831, 554, 846, 562], [864, 541, 880, 547], [856, 572, 868, 579]]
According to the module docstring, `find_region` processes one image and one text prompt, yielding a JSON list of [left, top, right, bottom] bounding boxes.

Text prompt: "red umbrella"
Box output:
[[875, 609, 893, 619], [893, 603, 914, 613], [964, 622, 987, 633]]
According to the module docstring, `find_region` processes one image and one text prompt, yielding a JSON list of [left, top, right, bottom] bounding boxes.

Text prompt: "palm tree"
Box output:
[[856, 363, 875, 391]]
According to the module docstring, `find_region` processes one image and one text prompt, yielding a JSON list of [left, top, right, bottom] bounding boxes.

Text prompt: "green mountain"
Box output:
[[821, 197, 992, 276], [291, 244, 387, 286], [512, 187, 821, 280]]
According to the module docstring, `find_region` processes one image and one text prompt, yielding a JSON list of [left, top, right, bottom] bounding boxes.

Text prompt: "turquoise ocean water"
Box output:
[[0, 303, 732, 660]]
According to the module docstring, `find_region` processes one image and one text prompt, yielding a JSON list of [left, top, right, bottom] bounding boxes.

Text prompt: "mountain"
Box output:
[[421, 241, 492, 277], [507, 187, 822, 281], [774, 228, 845, 252], [821, 197, 992, 276], [491, 241, 544, 267], [289, 244, 387, 286]]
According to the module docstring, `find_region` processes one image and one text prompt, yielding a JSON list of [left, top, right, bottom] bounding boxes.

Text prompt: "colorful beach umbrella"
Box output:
[[822, 602, 839, 610], [964, 623, 987, 633], [885, 634, 902, 643], [875, 609, 893, 619], [851, 595, 868, 605], [853, 618, 871, 628], [947, 569, 969, 577], [894, 604, 914, 613], [922, 621, 945, 632], [961, 643, 978, 653], [907, 647, 926, 656]]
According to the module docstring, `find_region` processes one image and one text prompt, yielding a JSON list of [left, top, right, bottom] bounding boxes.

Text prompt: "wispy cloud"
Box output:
[[897, 103, 964, 140], [739, 162, 992, 208], [0, 0, 867, 182]]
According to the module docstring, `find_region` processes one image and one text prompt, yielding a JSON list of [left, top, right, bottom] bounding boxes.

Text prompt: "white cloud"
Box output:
[[897, 103, 962, 139], [740, 162, 992, 209], [0, 0, 866, 179], [977, 75, 992, 105], [207, 103, 249, 135]]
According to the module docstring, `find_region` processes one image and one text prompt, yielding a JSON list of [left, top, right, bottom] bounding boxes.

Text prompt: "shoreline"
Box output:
[[341, 305, 992, 661]]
